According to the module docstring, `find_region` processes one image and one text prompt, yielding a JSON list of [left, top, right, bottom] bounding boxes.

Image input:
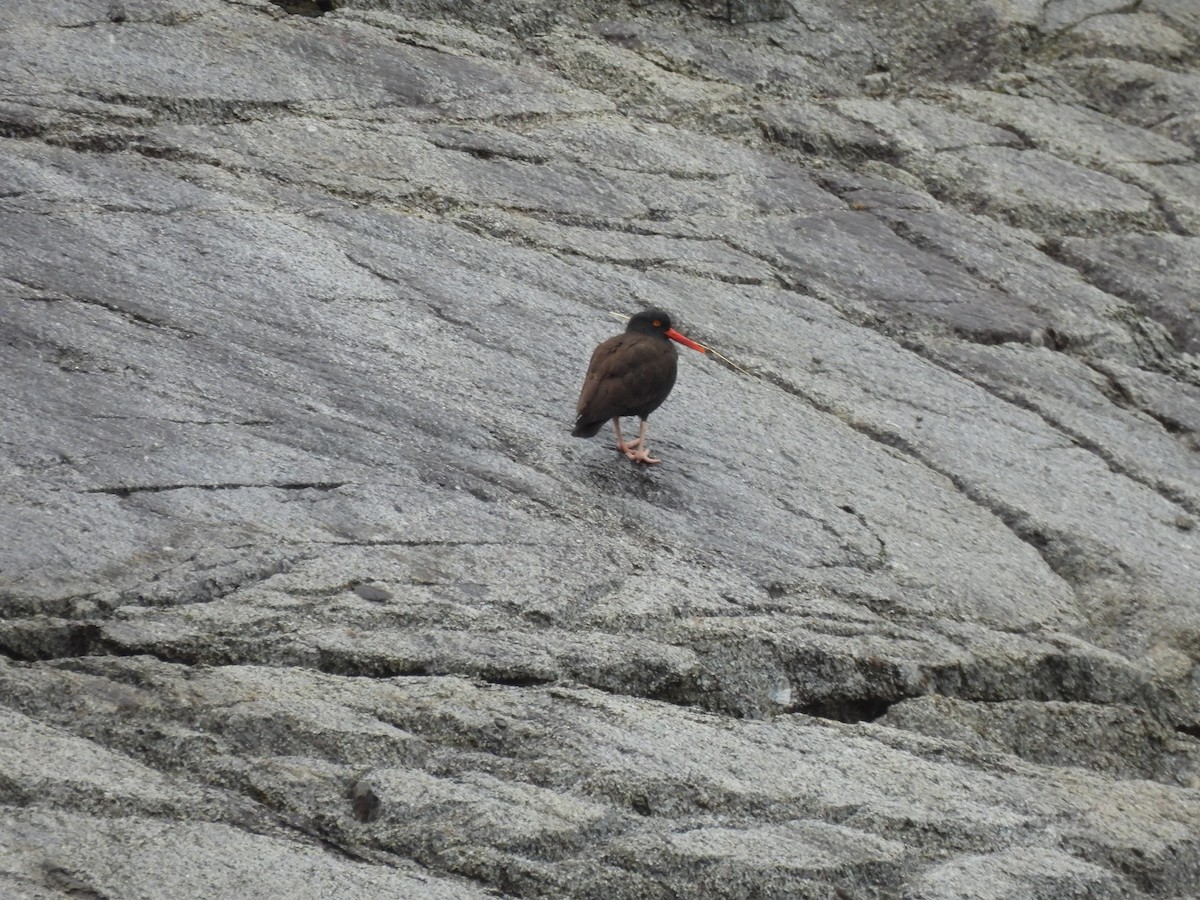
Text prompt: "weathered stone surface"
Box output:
[[1041, 0, 1133, 35], [924, 146, 1159, 234], [1061, 58, 1200, 153], [1056, 233, 1200, 354], [0, 808, 491, 900], [1058, 12, 1192, 64], [2, 0, 1199, 896], [685, 0, 792, 25], [881, 694, 1200, 784]]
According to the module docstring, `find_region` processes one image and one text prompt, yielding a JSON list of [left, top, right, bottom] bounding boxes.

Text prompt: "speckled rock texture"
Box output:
[[2, 0, 1199, 896]]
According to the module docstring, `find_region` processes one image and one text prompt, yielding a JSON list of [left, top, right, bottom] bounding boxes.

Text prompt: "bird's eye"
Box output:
[[653, 320, 662, 327]]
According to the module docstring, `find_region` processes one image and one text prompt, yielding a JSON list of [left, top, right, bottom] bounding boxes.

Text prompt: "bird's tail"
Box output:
[[572, 419, 604, 438]]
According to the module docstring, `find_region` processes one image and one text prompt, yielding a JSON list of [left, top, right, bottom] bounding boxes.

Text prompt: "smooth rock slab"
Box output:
[[910, 846, 1140, 900], [1059, 12, 1192, 63], [2, 1, 1200, 898], [0, 809, 488, 900], [927, 146, 1158, 234], [1057, 233, 1200, 354], [881, 695, 1200, 786], [4, 660, 1197, 898]]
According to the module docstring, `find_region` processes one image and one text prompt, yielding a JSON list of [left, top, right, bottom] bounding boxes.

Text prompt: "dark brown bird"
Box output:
[[572, 309, 705, 464]]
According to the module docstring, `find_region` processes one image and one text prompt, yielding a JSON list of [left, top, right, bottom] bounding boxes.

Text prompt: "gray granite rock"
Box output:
[[1057, 12, 1192, 64], [1057, 233, 1200, 354], [1061, 57, 1200, 153], [2, 0, 1200, 896]]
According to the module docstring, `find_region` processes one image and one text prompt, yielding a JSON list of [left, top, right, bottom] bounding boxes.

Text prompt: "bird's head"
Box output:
[[627, 309, 706, 352]]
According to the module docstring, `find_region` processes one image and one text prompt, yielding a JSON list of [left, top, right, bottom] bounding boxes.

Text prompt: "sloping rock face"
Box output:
[[2, 0, 1200, 896]]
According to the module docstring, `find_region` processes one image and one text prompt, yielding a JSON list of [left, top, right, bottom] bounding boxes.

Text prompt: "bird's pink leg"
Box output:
[[624, 419, 661, 465], [612, 418, 643, 454]]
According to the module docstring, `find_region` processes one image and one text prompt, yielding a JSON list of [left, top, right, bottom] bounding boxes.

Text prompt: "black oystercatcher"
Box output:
[[572, 308, 705, 464]]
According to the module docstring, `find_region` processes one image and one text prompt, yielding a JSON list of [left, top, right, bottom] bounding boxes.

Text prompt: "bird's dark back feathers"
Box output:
[[572, 330, 678, 435]]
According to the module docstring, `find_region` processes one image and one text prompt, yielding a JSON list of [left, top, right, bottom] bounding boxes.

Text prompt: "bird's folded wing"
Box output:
[[575, 336, 676, 424]]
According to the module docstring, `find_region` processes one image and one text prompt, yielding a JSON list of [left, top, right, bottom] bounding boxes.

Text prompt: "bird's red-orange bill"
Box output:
[[666, 329, 706, 353]]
